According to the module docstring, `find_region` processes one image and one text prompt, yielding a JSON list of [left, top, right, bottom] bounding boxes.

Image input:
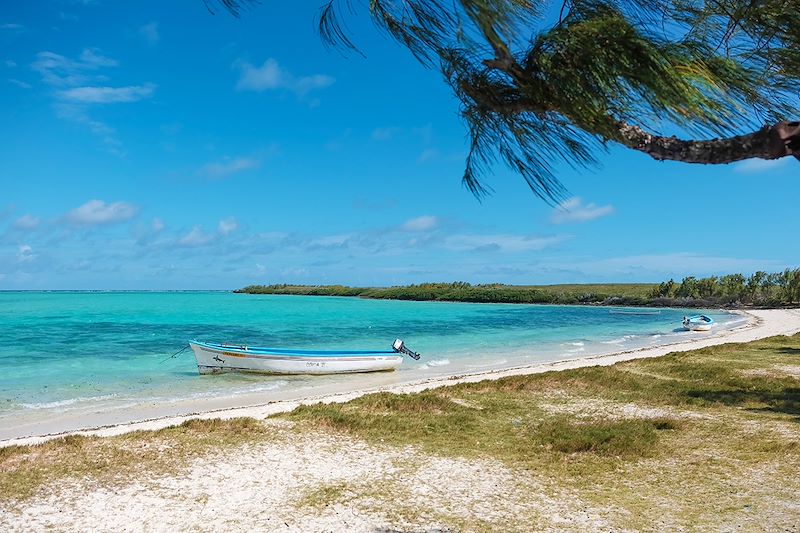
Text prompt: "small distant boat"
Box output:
[[682, 315, 714, 331], [188, 338, 420, 375]]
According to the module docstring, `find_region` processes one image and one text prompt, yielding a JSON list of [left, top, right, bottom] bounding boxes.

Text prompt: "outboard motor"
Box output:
[[392, 338, 421, 360]]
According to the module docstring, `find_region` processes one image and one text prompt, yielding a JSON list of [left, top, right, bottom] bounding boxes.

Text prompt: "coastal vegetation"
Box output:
[[649, 268, 800, 306], [2, 333, 799, 529], [236, 268, 800, 307], [235, 282, 656, 305]]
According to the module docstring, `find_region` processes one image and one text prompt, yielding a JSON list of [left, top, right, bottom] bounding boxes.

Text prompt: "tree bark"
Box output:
[[612, 120, 800, 164]]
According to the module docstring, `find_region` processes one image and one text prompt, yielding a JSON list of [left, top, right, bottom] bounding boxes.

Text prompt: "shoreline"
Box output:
[[3, 308, 799, 448]]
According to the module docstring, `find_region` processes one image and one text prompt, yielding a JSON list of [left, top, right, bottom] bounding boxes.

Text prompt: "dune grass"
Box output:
[[0, 417, 273, 501], [281, 333, 800, 529], [283, 334, 800, 466]]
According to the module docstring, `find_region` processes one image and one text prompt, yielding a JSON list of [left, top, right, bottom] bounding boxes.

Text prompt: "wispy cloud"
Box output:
[[401, 215, 438, 232], [138, 22, 159, 45], [234, 58, 334, 96], [1, 23, 24, 32], [550, 197, 614, 224], [371, 127, 400, 141], [178, 226, 214, 247], [445, 233, 568, 253], [32, 49, 117, 87], [13, 215, 40, 230], [560, 252, 786, 281], [218, 217, 238, 235], [58, 83, 155, 103], [417, 148, 439, 163], [201, 157, 260, 179], [31, 49, 154, 154], [8, 78, 31, 89], [17, 244, 35, 262], [65, 200, 138, 226], [734, 158, 790, 173], [5, 60, 17, 67]]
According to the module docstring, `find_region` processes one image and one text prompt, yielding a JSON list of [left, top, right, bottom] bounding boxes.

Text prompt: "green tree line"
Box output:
[[649, 269, 800, 306], [237, 270, 800, 307]]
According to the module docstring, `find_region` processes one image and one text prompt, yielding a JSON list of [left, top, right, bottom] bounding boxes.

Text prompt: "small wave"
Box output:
[[22, 394, 117, 410], [420, 359, 450, 369], [566, 347, 586, 353], [466, 359, 507, 369], [601, 334, 636, 345], [562, 341, 585, 347], [235, 380, 290, 394]]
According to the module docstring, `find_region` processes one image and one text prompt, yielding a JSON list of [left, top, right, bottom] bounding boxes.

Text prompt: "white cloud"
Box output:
[[13, 214, 40, 230], [401, 215, 438, 232], [734, 158, 790, 173], [178, 226, 214, 247], [138, 22, 159, 45], [550, 197, 614, 224], [17, 244, 35, 262], [218, 217, 238, 236], [306, 234, 351, 250], [31, 49, 151, 155], [58, 83, 155, 104], [201, 157, 259, 179], [446, 234, 567, 253], [65, 200, 137, 226], [78, 48, 117, 68], [32, 49, 117, 87], [234, 58, 334, 95], [151, 218, 165, 232]]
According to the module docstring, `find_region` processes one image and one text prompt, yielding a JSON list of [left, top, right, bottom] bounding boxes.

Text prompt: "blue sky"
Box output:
[[1, 1, 797, 290]]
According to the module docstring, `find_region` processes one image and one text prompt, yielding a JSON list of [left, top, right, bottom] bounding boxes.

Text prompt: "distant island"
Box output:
[[236, 269, 800, 308]]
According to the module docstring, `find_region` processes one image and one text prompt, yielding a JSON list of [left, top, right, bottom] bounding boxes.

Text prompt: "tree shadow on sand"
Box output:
[[687, 387, 800, 421]]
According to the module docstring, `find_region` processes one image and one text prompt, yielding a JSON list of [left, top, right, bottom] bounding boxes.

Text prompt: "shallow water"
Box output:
[[0, 292, 742, 435]]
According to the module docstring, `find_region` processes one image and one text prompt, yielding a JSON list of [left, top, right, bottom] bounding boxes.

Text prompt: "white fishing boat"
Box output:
[[188, 339, 420, 375], [682, 314, 714, 331]]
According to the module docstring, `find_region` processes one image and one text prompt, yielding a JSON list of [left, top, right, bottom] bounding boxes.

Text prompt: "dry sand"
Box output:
[[3, 308, 799, 448]]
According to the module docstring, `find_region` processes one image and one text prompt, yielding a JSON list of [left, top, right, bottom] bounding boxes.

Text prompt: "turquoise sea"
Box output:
[[0, 292, 743, 439]]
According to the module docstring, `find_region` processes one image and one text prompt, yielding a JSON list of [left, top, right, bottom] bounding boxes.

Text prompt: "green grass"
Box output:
[[280, 333, 800, 529], [284, 333, 800, 469], [0, 417, 273, 501]]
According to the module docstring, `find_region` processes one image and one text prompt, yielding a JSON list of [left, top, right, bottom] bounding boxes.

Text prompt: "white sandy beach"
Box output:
[[4, 308, 799, 448]]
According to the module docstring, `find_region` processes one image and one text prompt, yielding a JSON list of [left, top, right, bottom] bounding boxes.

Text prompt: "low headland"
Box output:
[[235, 268, 800, 308], [2, 309, 799, 531]]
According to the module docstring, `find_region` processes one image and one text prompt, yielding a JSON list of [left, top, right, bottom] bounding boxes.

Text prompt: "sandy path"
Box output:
[[3, 308, 799, 448], [0, 424, 623, 533]]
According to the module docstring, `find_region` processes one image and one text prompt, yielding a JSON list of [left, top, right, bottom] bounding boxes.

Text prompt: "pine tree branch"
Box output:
[[610, 121, 800, 164]]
